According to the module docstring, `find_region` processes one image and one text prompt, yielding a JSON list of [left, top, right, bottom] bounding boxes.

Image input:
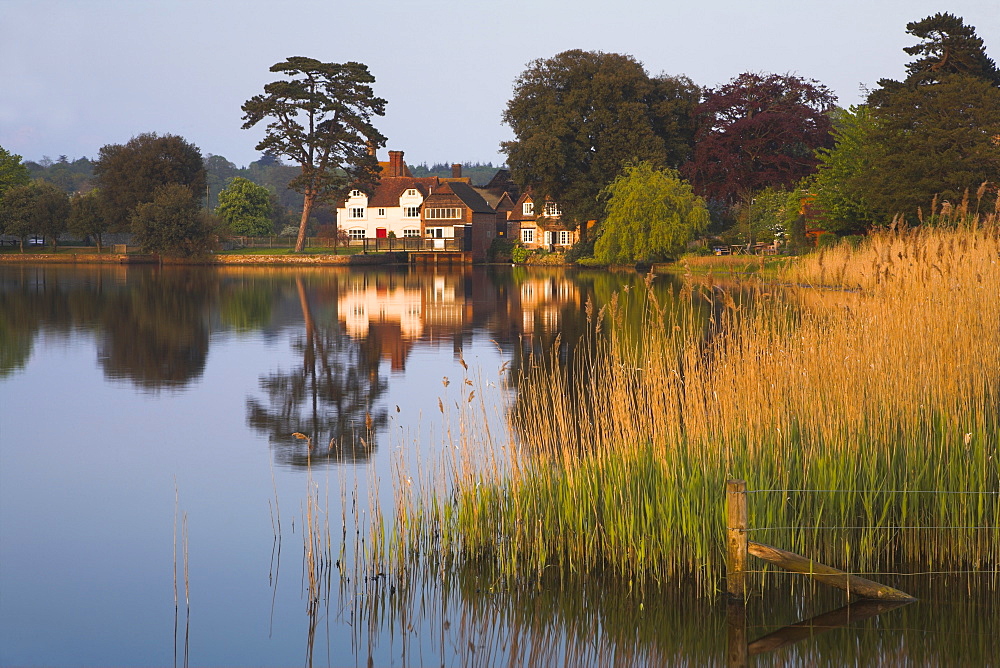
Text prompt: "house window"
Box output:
[[558, 230, 570, 245], [426, 227, 445, 238], [405, 189, 417, 197], [404, 206, 420, 218], [544, 202, 562, 217], [522, 202, 534, 216], [350, 190, 363, 197], [522, 228, 534, 244], [403, 229, 420, 238], [349, 207, 365, 219], [348, 228, 365, 239], [425, 208, 462, 219], [376, 208, 386, 217]]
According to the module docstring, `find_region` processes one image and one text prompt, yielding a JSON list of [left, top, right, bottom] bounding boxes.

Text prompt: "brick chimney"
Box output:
[[451, 163, 462, 178], [389, 150, 405, 177]]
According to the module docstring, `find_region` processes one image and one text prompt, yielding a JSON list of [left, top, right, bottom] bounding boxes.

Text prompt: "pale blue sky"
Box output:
[[2, 0, 997, 168]]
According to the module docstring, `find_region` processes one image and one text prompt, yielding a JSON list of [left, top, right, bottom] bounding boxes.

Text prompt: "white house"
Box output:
[[337, 150, 440, 241]]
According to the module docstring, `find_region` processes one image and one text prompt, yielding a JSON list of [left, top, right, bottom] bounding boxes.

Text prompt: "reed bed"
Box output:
[[389, 222, 1000, 597]]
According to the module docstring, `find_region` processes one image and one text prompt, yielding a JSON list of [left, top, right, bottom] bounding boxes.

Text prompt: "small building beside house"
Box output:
[[420, 181, 497, 262]]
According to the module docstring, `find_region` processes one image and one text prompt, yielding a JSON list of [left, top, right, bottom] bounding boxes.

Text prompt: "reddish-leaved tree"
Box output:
[[683, 72, 836, 204]]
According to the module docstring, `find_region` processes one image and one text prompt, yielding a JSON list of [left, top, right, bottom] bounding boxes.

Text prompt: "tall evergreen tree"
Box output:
[[242, 57, 387, 252]]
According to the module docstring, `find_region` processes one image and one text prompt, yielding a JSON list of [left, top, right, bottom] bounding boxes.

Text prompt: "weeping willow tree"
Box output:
[[594, 161, 709, 264]]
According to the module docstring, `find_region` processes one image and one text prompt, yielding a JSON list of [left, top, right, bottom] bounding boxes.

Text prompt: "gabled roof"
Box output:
[[483, 169, 519, 199], [447, 181, 496, 214], [368, 176, 440, 208], [508, 191, 536, 221]]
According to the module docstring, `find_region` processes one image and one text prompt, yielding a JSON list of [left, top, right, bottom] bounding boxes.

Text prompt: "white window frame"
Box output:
[[376, 208, 386, 218], [349, 207, 365, 219], [350, 189, 363, 197], [425, 208, 462, 220], [404, 206, 420, 218], [347, 228, 366, 240], [522, 228, 534, 244], [544, 202, 562, 217], [402, 228, 420, 238], [522, 202, 534, 216], [405, 189, 417, 197], [558, 230, 570, 245]]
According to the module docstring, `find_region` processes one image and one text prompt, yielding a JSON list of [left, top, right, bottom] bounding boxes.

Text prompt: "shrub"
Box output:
[[489, 236, 515, 262], [817, 231, 839, 248], [511, 244, 530, 264]]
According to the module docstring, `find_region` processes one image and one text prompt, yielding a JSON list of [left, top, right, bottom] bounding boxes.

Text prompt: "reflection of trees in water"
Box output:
[[97, 270, 211, 390], [247, 277, 388, 467]]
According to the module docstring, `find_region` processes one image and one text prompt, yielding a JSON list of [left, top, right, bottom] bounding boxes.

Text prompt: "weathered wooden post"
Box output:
[[726, 479, 748, 599]]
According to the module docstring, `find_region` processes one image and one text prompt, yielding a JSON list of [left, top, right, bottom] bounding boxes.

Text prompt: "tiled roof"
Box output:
[[360, 176, 441, 208], [447, 181, 496, 214]]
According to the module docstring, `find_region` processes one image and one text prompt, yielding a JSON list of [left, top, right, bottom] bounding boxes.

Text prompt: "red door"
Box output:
[[376, 228, 387, 239]]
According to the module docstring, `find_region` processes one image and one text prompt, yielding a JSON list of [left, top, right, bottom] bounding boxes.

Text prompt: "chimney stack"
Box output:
[[452, 163, 462, 179], [389, 150, 405, 177]]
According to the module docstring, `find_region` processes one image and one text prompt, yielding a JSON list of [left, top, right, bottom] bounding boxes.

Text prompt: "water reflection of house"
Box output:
[[337, 270, 472, 370], [516, 274, 581, 335], [339, 274, 422, 371]]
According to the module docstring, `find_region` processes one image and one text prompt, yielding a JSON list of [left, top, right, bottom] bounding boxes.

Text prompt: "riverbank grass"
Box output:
[[390, 221, 1000, 596]]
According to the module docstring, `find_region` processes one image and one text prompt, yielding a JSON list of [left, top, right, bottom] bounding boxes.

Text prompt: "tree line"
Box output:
[[1, 12, 996, 258], [504, 12, 999, 263]]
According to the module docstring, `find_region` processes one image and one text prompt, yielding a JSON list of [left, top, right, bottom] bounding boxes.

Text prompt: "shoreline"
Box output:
[[0, 251, 407, 266]]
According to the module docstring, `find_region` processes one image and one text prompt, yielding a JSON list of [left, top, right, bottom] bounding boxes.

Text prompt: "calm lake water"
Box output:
[[0, 263, 996, 666]]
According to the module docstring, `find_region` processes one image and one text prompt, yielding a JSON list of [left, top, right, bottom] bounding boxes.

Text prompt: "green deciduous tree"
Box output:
[[93, 133, 206, 231], [242, 57, 387, 252], [215, 176, 274, 236], [33, 181, 70, 250], [131, 183, 214, 256], [0, 146, 30, 203], [501, 50, 699, 225], [69, 189, 110, 252], [808, 106, 881, 234], [595, 161, 709, 264], [0, 181, 69, 251], [1, 184, 38, 251]]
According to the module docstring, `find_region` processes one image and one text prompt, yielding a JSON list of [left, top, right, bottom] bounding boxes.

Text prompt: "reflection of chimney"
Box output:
[[452, 163, 462, 178], [389, 150, 404, 177]]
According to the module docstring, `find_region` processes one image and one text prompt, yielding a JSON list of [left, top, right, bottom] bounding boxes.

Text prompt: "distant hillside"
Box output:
[[408, 162, 504, 186]]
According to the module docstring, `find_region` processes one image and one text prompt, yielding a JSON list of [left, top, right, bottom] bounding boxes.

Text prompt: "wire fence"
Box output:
[[733, 483, 1000, 580]]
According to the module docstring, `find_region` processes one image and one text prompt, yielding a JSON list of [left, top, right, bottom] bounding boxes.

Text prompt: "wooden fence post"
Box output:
[[726, 479, 748, 599]]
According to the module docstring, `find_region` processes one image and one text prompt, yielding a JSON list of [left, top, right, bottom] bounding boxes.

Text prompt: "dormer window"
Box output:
[[406, 189, 417, 197], [350, 189, 363, 198], [522, 202, 534, 216], [544, 202, 562, 217]]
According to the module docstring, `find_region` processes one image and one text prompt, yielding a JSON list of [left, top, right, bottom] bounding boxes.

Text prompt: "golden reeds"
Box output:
[[389, 222, 1000, 596]]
